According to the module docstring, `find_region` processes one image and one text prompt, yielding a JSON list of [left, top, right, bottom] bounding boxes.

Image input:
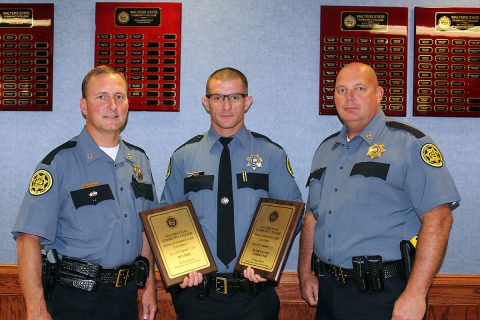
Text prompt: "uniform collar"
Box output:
[[78, 127, 130, 164], [333, 110, 386, 148], [206, 126, 249, 151]]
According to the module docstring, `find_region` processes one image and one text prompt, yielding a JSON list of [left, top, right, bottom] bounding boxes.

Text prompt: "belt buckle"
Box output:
[[333, 266, 346, 284], [215, 276, 228, 294], [115, 268, 130, 287]]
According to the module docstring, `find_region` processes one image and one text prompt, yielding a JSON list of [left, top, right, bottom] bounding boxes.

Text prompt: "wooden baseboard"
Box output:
[[1, 264, 478, 320]]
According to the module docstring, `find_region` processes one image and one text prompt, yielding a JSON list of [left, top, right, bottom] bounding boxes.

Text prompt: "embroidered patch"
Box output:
[[421, 143, 443, 167], [286, 155, 294, 177], [29, 169, 53, 196], [165, 160, 171, 179]]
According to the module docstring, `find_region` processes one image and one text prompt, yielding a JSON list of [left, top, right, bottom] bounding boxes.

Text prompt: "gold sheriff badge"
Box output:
[[367, 144, 386, 159]]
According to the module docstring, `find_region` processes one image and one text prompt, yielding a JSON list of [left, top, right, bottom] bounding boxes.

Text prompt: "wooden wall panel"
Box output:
[[1, 265, 478, 320]]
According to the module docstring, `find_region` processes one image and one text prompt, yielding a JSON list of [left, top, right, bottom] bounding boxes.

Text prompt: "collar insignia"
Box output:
[[367, 144, 386, 159], [247, 154, 263, 170], [133, 164, 144, 181], [87, 152, 94, 160], [365, 133, 373, 141], [127, 153, 132, 160]]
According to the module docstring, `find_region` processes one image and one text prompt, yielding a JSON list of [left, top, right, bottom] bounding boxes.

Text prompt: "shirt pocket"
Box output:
[[130, 176, 154, 201], [70, 184, 114, 209], [236, 173, 269, 191], [347, 162, 390, 204], [183, 175, 214, 193]]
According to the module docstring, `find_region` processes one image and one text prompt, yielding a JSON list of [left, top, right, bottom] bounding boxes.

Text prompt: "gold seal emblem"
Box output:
[[421, 143, 443, 167], [286, 155, 294, 177], [166, 216, 177, 229], [247, 154, 263, 170], [117, 11, 130, 24], [133, 164, 143, 181], [29, 169, 53, 196], [344, 15, 357, 28], [437, 15, 451, 31], [367, 144, 386, 159]]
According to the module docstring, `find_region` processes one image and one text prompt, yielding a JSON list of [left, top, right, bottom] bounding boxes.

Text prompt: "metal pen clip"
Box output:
[[242, 169, 247, 182], [187, 171, 204, 177]]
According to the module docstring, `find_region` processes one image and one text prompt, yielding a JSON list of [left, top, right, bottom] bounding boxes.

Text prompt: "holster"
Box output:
[[400, 240, 416, 281], [41, 249, 59, 301], [133, 256, 149, 287]]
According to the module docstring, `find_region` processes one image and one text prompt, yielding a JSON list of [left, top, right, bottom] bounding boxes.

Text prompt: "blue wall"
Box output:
[[1, 0, 478, 274]]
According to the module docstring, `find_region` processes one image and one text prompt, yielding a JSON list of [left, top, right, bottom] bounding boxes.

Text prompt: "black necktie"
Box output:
[[217, 137, 236, 266]]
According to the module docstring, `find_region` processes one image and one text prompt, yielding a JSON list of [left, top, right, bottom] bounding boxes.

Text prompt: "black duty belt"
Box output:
[[56, 256, 149, 292], [184, 273, 275, 298], [99, 266, 135, 286], [313, 256, 402, 285]]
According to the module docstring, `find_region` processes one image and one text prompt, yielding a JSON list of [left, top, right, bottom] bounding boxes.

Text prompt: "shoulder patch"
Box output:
[[251, 131, 283, 150], [286, 155, 294, 177], [421, 143, 443, 167], [29, 169, 53, 196], [386, 121, 425, 139], [41, 141, 77, 165], [175, 135, 204, 152]]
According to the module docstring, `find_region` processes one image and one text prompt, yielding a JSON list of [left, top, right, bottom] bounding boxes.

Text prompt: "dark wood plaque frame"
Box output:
[[140, 200, 217, 288], [234, 198, 304, 282]]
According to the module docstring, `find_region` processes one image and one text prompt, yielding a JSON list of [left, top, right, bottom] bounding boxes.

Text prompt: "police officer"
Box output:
[[12, 66, 158, 320], [160, 67, 303, 320], [298, 62, 460, 320]]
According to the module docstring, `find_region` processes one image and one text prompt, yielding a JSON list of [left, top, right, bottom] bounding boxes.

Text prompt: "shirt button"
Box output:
[[334, 188, 338, 192], [126, 240, 130, 244], [328, 234, 331, 238], [328, 210, 332, 214], [120, 187, 124, 191], [339, 166, 343, 169], [328, 258, 332, 262], [346, 146, 350, 149], [124, 213, 128, 218]]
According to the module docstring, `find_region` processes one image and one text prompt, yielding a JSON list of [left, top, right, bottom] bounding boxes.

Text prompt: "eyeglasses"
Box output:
[[205, 93, 247, 104]]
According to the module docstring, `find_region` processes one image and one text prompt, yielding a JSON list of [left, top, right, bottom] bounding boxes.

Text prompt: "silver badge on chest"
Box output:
[[246, 154, 263, 170]]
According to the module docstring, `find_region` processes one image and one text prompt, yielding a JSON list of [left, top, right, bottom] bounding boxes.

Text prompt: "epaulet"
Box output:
[[251, 131, 283, 150], [124, 141, 146, 154], [386, 121, 425, 139], [124, 141, 148, 160], [175, 135, 204, 152], [321, 131, 341, 145], [41, 141, 77, 165]]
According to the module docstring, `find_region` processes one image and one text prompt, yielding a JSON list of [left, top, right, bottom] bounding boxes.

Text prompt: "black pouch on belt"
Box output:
[[133, 256, 149, 287], [352, 256, 369, 292], [57, 256, 101, 292], [366, 255, 384, 291]]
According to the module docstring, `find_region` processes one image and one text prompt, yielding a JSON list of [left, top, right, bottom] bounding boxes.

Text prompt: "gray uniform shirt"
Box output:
[[160, 126, 303, 273], [307, 111, 460, 268], [13, 127, 159, 268]]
